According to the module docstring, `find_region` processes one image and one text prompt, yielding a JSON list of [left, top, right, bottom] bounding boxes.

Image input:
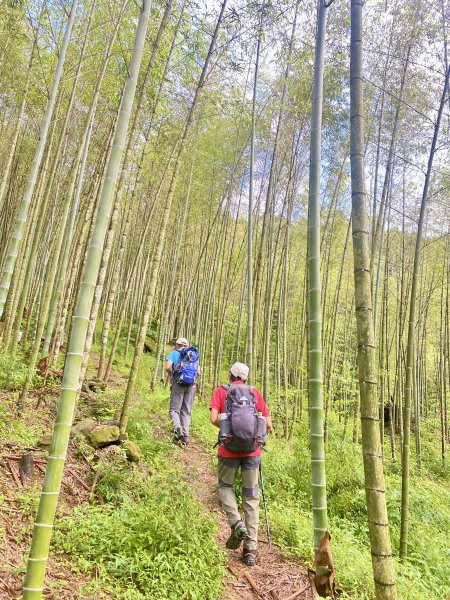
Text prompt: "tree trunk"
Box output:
[[349, 1, 397, 597], [17, 0, 97, 409], [119, 0, 227, 435], [307, 0, 330, 557]]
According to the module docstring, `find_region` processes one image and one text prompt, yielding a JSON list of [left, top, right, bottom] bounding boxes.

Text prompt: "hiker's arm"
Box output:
[[266, 415, 274, 434], [210, 408, 220, 428], [165, 360, 173, 376]]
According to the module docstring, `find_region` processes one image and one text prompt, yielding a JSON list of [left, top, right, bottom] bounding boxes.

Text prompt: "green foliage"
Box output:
[[0, 392, 44, 446], [52, 357, 226, 599], [17, 482, 41, 518], [54, 464, 225, 599], [0, 352, 29, 390]]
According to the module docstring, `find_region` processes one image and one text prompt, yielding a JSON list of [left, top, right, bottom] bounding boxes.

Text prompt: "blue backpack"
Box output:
[[173, 346, 199, 386]]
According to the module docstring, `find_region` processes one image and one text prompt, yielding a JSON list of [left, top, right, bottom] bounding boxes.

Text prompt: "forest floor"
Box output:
[[0, 386, 94, 599], [0, 360, 317, 600]]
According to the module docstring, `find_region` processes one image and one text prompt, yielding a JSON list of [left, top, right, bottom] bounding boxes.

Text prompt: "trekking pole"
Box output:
[[259, 460, 271, 546]]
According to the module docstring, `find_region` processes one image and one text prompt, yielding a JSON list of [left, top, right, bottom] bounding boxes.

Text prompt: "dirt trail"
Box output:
[[170, 434, 315, 600]]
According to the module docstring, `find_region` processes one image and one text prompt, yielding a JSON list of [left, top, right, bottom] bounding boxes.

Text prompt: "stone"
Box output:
[[72, 418, 97, 436], [37, 433, 53, 448], [122, 440, 141, 463], [88, 425, 120, 448]]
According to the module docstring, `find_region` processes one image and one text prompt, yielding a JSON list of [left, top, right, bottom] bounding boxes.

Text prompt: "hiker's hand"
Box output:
[[266, 417, 274, 434]]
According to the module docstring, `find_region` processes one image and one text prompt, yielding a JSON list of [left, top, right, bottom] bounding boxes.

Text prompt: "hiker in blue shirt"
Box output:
[[165, 337, 200, 446]]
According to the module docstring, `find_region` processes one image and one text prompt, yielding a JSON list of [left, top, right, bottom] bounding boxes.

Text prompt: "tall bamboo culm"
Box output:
[[308, 0, 329, 556], [246, 9, 262, 376], [118, 0, 228, 436], [349, 1, 396, 598]]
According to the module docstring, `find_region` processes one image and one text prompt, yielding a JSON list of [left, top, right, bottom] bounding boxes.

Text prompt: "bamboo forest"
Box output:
[[0, 0, 449, 598]]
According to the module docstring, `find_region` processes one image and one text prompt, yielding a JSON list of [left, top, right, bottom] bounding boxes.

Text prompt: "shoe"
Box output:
[[226, 521, 248, 549], [180, 436, 189, 446], [172, 427, 184, 445], [243, 547, 256, 566]]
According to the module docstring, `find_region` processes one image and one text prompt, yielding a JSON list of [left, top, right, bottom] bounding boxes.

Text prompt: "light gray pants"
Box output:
[[218, 455, 260, 550], [169, 382, 196, 437]]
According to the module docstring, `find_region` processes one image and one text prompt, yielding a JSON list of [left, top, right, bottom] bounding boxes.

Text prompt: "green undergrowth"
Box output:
[[0, 352, 29, 390], [0, 350, 42, 391], [132, 355, 450, 600], [53, 373, 226, 599], [1, 348, 226, 599], [0, 395, 46, 446], [54, 461, 225, 599], [0, 352, 46, 445], [3, 344, 449, 599]]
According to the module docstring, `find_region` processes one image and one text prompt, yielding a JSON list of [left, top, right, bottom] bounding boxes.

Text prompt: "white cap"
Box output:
[[175, 337, 188, 346], [230, 362, 249, 380]]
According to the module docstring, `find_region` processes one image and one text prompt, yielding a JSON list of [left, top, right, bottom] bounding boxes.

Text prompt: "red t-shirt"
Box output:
[[209, 381, 270, 458]]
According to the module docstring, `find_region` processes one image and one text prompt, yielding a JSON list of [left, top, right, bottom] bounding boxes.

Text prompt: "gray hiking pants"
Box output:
[[218, 455, 260, 550], [169, 382, 196, 437]]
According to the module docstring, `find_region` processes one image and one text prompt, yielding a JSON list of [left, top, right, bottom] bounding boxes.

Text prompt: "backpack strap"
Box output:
[[172, 350, 182, 373], [246, 386, 257, 410], [247, 385, 256, 398], [221, 384, 231, 414]]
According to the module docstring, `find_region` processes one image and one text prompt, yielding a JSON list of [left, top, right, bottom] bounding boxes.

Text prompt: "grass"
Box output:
[[2, 346, 449, 599], [53, 350, 227, 600], [0, 351, 33, 390], [1, 348, 227, 599], [54, 459, 226, 599]]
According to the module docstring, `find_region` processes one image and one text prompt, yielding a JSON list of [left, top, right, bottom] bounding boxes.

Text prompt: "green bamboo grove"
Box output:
[[0, 0, 449, 598], [22, 2, 152, 595]]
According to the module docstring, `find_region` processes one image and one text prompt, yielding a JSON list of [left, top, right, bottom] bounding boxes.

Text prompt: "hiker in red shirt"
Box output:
[[209, 362, 273, 566]]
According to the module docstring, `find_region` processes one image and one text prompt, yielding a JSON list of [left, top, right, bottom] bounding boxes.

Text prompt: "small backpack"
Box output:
[[173, 346, 199, 386], [219, 384, 266, 453]]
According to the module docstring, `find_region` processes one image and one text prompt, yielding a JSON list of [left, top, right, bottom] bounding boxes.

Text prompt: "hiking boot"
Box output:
[[242, 547, 256, 567], [172, 427, 184, 445], [226, 521, 248, 550], [180, 436, 189, 446]]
